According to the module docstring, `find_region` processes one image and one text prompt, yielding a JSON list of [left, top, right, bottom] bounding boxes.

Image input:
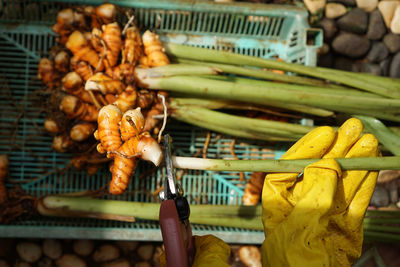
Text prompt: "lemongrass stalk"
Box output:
[[353, 247, 386, 267], [172, 156, 400, 172], [205, 74, 383, 99], [173, 105, 306, 138], [389, 127, 400, 136], [134, 64, 219, 78], [366, 210, 400, 216], [139, 75, 400, 114], [175, 58, 345, 89], [363, 224, 400, 233], [364, 231, 400, 242], [37, 196, 263, 230], [164, 43, 400, 98], [175, 112, 296, 142], [356, 116, 400, 156]]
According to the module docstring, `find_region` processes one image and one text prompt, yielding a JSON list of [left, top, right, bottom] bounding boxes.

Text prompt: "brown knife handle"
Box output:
[[186, 222, 195, 265], [160, 199, 189, 267]]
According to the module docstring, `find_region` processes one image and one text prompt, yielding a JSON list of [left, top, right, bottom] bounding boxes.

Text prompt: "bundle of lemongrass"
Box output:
[[130, 43, 400, 155]]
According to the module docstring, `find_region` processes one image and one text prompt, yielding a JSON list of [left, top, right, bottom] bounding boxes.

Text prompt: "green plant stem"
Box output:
[[171, 156, 400, 172], [205, 74, 383, 99], [37, 196, 263, 230], [356, 116, 400, 156], [174, 111, 296, 141], [175, 58, 344, 89], [134, 64, 219, 78], [140, 75, 400, 121], [164, 43, 400, 98], [363, 224, 400, 233], [172, 104, 312, 135]]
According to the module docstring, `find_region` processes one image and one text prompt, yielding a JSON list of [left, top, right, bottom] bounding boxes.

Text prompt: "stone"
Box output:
[[390, 52, 400, 78], [377, 170, 400, 183], [325, 3, 347, 19], [387, 180, 399, 203], [367, 42, 389, 63], [304, 0, 326, 14], [380, 57, 391, 76], [391, 5, 400, 34], [367, 9, 387, 40], [73, 240, 94, 257], [332, 33, 371, 58], [92, 245, 120, 263], [356, 0, 378, 12], [370, 186, 390, 207], [318, 18, 338, 39], [337, 8, 368, 34], [318, 43, 330, 54], [360, 62, 382, 75], [378, 1, 400, 28], [327, 0, 356, 6], [383, 33, 400, 53]]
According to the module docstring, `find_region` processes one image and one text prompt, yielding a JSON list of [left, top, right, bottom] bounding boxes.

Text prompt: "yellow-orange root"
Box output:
[[102, 22, 122, 68], [85, 72, 125, 94], [96, 104, 123, 154], [59, 95, 99, 122], [70, 122, 97, 142], [120, 107, 144, 141], [242, 172, 265, 206], [114, 85, 137, 113], [122, 26, 142, 65], [66, 31, 104, 71], [142, 30, 170, 67]]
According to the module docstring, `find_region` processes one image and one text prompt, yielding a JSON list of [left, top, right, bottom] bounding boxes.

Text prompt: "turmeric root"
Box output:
[[95, 104, 123, 155], [120, 107, 145, 141], [90, 28, 104, 54], [143, 108, 162, 133], [105, 94, 117, 104], [0, 155, 9, 204], [85, 72, 125, 94], [122, 26, 142, 65], [52, 134, 75, 153], [70, 122, 96, 142], [52, 8, 87, 44], [137, 90, 156, 109], [38, 58, 60, 88], [242, 172, 266, 206], [102, 22, 122, 68], [114, 85, 137, 113], [44, 118, 62, 134], [109, 132, 162, 194], [72, 61, 93, 81], [62, 72, 93, 104], [142, 30, 170, 67], [66, 30, 104, 71], [109, 151, 138, 195], [94, 3, 117, 25], [111, 63, 135, 84], [59, 95, 99, 122], [54, 50, 70, 73]]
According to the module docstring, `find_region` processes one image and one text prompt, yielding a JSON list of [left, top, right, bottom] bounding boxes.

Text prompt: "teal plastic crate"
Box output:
[[0, 0, 320, 244]]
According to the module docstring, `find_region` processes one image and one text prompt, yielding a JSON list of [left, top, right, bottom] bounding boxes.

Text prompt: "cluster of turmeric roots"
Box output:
[[37, 3, 169, 194]]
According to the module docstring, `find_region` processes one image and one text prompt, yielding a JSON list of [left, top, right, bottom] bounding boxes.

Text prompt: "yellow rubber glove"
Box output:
[[262, 118, 379, 267], [159, 235, 230, 267]]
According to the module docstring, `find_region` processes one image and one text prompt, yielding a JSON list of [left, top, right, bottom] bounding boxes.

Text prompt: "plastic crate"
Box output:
[[0, 0, 321, 243]]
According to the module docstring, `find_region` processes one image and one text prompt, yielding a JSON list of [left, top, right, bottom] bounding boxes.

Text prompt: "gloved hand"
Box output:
[[261, 118, 379, 267], [159, 235, 230, 267]]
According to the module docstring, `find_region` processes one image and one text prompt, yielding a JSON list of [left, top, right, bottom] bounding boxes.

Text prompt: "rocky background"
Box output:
[[0, 239, 262, 267], [305, 0, 400, 77]]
